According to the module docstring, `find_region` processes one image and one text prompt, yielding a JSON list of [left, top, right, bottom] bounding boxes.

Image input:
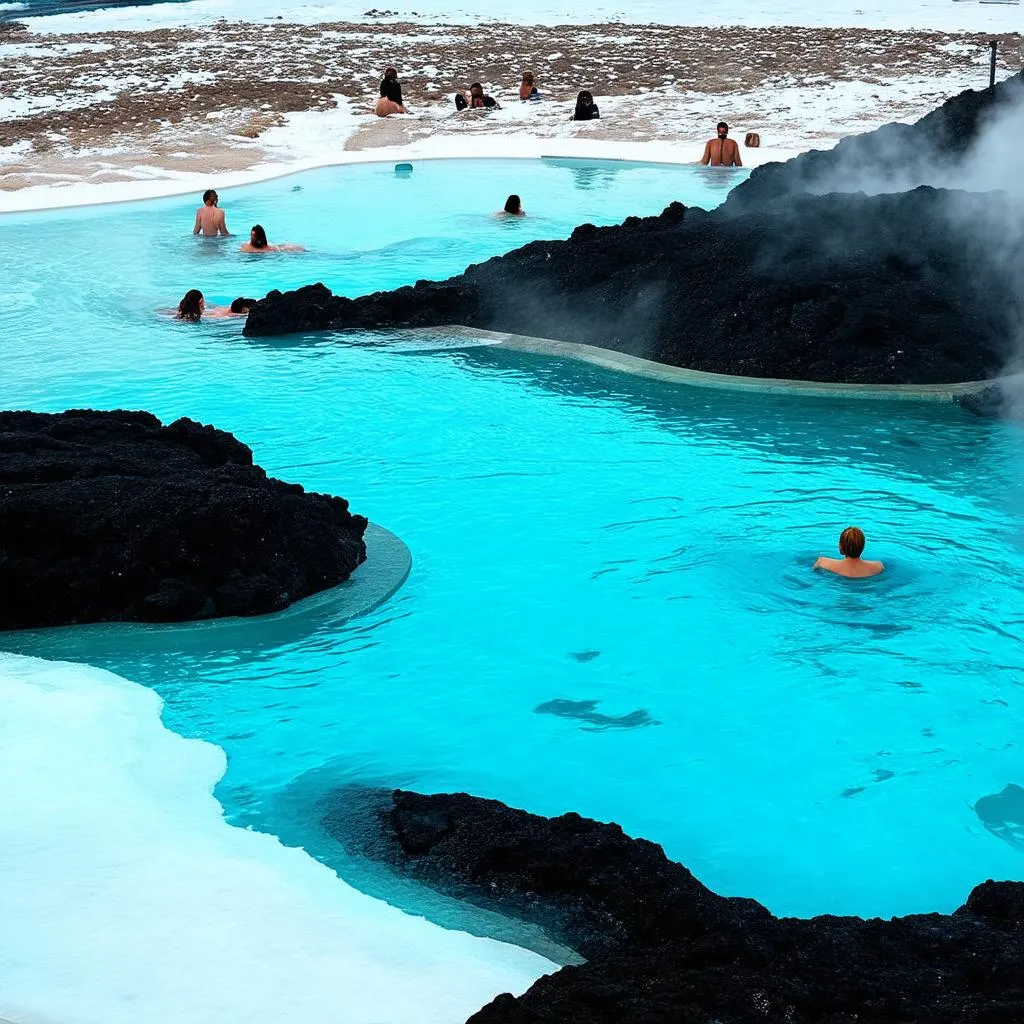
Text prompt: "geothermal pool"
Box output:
[[2, 156, 1024, 1020]]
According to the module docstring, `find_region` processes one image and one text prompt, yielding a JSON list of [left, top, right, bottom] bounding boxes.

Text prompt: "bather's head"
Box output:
[[383, 66, 398, 80], [470, 82, 484, 98], [577, 90, 593, 106], [230, 297, 257, 314], [839, 526, 866, 558], [717, 121, 729, 138], [522, 70, 535, 85], [177, 289, 204, 322], [202, 189, 218, 206], [503, 194, 523, 215], [249, 224, 269, 249]]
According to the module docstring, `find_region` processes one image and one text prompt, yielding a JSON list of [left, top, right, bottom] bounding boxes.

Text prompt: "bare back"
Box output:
[[700, 138, 742, 167], [813, 556, 885, 578], [194, 205, 228, 237]]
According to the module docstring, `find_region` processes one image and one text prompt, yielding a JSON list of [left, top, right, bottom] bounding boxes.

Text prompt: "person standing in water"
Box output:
[[193, 189, 230, 236], [813, 526, 885, 578], [699, 122, 743, 167]]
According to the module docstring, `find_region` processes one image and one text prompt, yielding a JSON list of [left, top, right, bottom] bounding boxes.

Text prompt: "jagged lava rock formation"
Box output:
[[244, 73, 1024, 387], [0, 409, 367, 628], [325, 788, 1024, 1024]]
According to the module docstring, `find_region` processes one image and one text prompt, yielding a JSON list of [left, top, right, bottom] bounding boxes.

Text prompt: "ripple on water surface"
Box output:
[[2, 159, 1023, 922]]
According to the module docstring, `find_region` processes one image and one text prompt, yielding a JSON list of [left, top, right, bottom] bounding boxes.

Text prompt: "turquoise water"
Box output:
[[3, 158, 1024, 923]]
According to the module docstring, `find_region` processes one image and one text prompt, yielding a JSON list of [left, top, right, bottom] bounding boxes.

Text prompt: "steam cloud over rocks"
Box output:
[[246, 72, 1024, 392]]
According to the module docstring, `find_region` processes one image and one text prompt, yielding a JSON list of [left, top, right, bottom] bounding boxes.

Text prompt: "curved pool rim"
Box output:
[[375, 326, 1011, 402], [0, 522, 411, 652], [0, 148, 751, 215]]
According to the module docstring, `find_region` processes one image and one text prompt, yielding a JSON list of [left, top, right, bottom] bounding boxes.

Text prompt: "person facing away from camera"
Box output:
[[376, 67, 408, 116], [193, 189, 229, 236], [813, 526, 885, 578], [699, 121, 742, 166]]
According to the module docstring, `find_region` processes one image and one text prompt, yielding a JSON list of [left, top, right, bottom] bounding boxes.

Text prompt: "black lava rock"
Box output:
[[0, 409, 367, 628], [245, 188, 1021, 385], [244, 75, 1024, 391], [728, 71, 1024, 210], [324, 788, 1024, 1024]]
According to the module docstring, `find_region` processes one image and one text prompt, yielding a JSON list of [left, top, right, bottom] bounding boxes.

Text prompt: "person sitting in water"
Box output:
[[499, 194, 525, 216], [239, 224, 305, 253], [376, 66, 408, 116], [175, 289, 234, 321], [455, 82, 500, 111], [571, 90, 600, 121], [699, 121, 743, 167], [230, 297, 258, 314], [519, 70, 539, 100], [192, 189, 229, 237], [813, 526, 885, 578]]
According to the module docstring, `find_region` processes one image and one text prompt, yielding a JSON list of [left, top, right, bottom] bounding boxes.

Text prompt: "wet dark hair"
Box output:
[[504, 194, 522, 214], [717, 121, 729, 131], [577, 90, 593, 105], [522, 70, 534, 83], [839, 526, 866, 558], [230, 297, 258, 314], [470, 82, 483, 92], [384, 66, 398, 79], [202, 188, 217, 203], [250, 224, 269, 249], [177, 289, 203, 322]]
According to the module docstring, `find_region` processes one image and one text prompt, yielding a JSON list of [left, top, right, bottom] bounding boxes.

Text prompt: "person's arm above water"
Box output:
[[192, 208, 203, 235], [591, 103, 599, 118], [730, 140, 742, 167], [216, 209, 230, 236], [699, 140, 713, 165]]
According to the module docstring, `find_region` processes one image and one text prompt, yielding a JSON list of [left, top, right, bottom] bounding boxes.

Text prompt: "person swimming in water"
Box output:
[[175, 289, 234, 321], [813, 526, 885, 578], [193, 189, 230, 237], [239, 225, 305, 253], [571, 90, 600, 121], [376, 66, 408, 116], [499, 194, 525, 216], [699, 121, 743, 167], [230, 297, 258, 314]]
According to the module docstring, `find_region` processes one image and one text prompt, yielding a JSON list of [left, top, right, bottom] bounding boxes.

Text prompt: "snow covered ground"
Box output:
[[16, 0, 1024, 35]]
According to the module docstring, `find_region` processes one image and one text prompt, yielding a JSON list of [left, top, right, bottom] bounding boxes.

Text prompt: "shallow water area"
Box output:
[[2, 155, 1024, 970]]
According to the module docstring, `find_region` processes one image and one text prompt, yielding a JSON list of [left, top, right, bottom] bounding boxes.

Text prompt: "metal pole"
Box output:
[[990, 40, 998, 89]]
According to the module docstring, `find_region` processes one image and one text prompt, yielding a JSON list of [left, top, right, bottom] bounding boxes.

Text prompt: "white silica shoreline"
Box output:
[[0, 653, 558, 1024]]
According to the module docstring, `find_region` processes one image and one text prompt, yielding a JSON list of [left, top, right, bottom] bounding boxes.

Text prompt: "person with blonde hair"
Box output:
[[519, 70, 539, 100], [814, 526, 885, 578]]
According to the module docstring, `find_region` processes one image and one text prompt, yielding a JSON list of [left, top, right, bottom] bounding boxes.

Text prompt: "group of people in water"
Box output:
[[178, 189, 304, 321]]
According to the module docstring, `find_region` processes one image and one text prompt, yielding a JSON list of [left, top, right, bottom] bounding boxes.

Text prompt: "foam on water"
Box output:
[[0, 653, 555, 1024]]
